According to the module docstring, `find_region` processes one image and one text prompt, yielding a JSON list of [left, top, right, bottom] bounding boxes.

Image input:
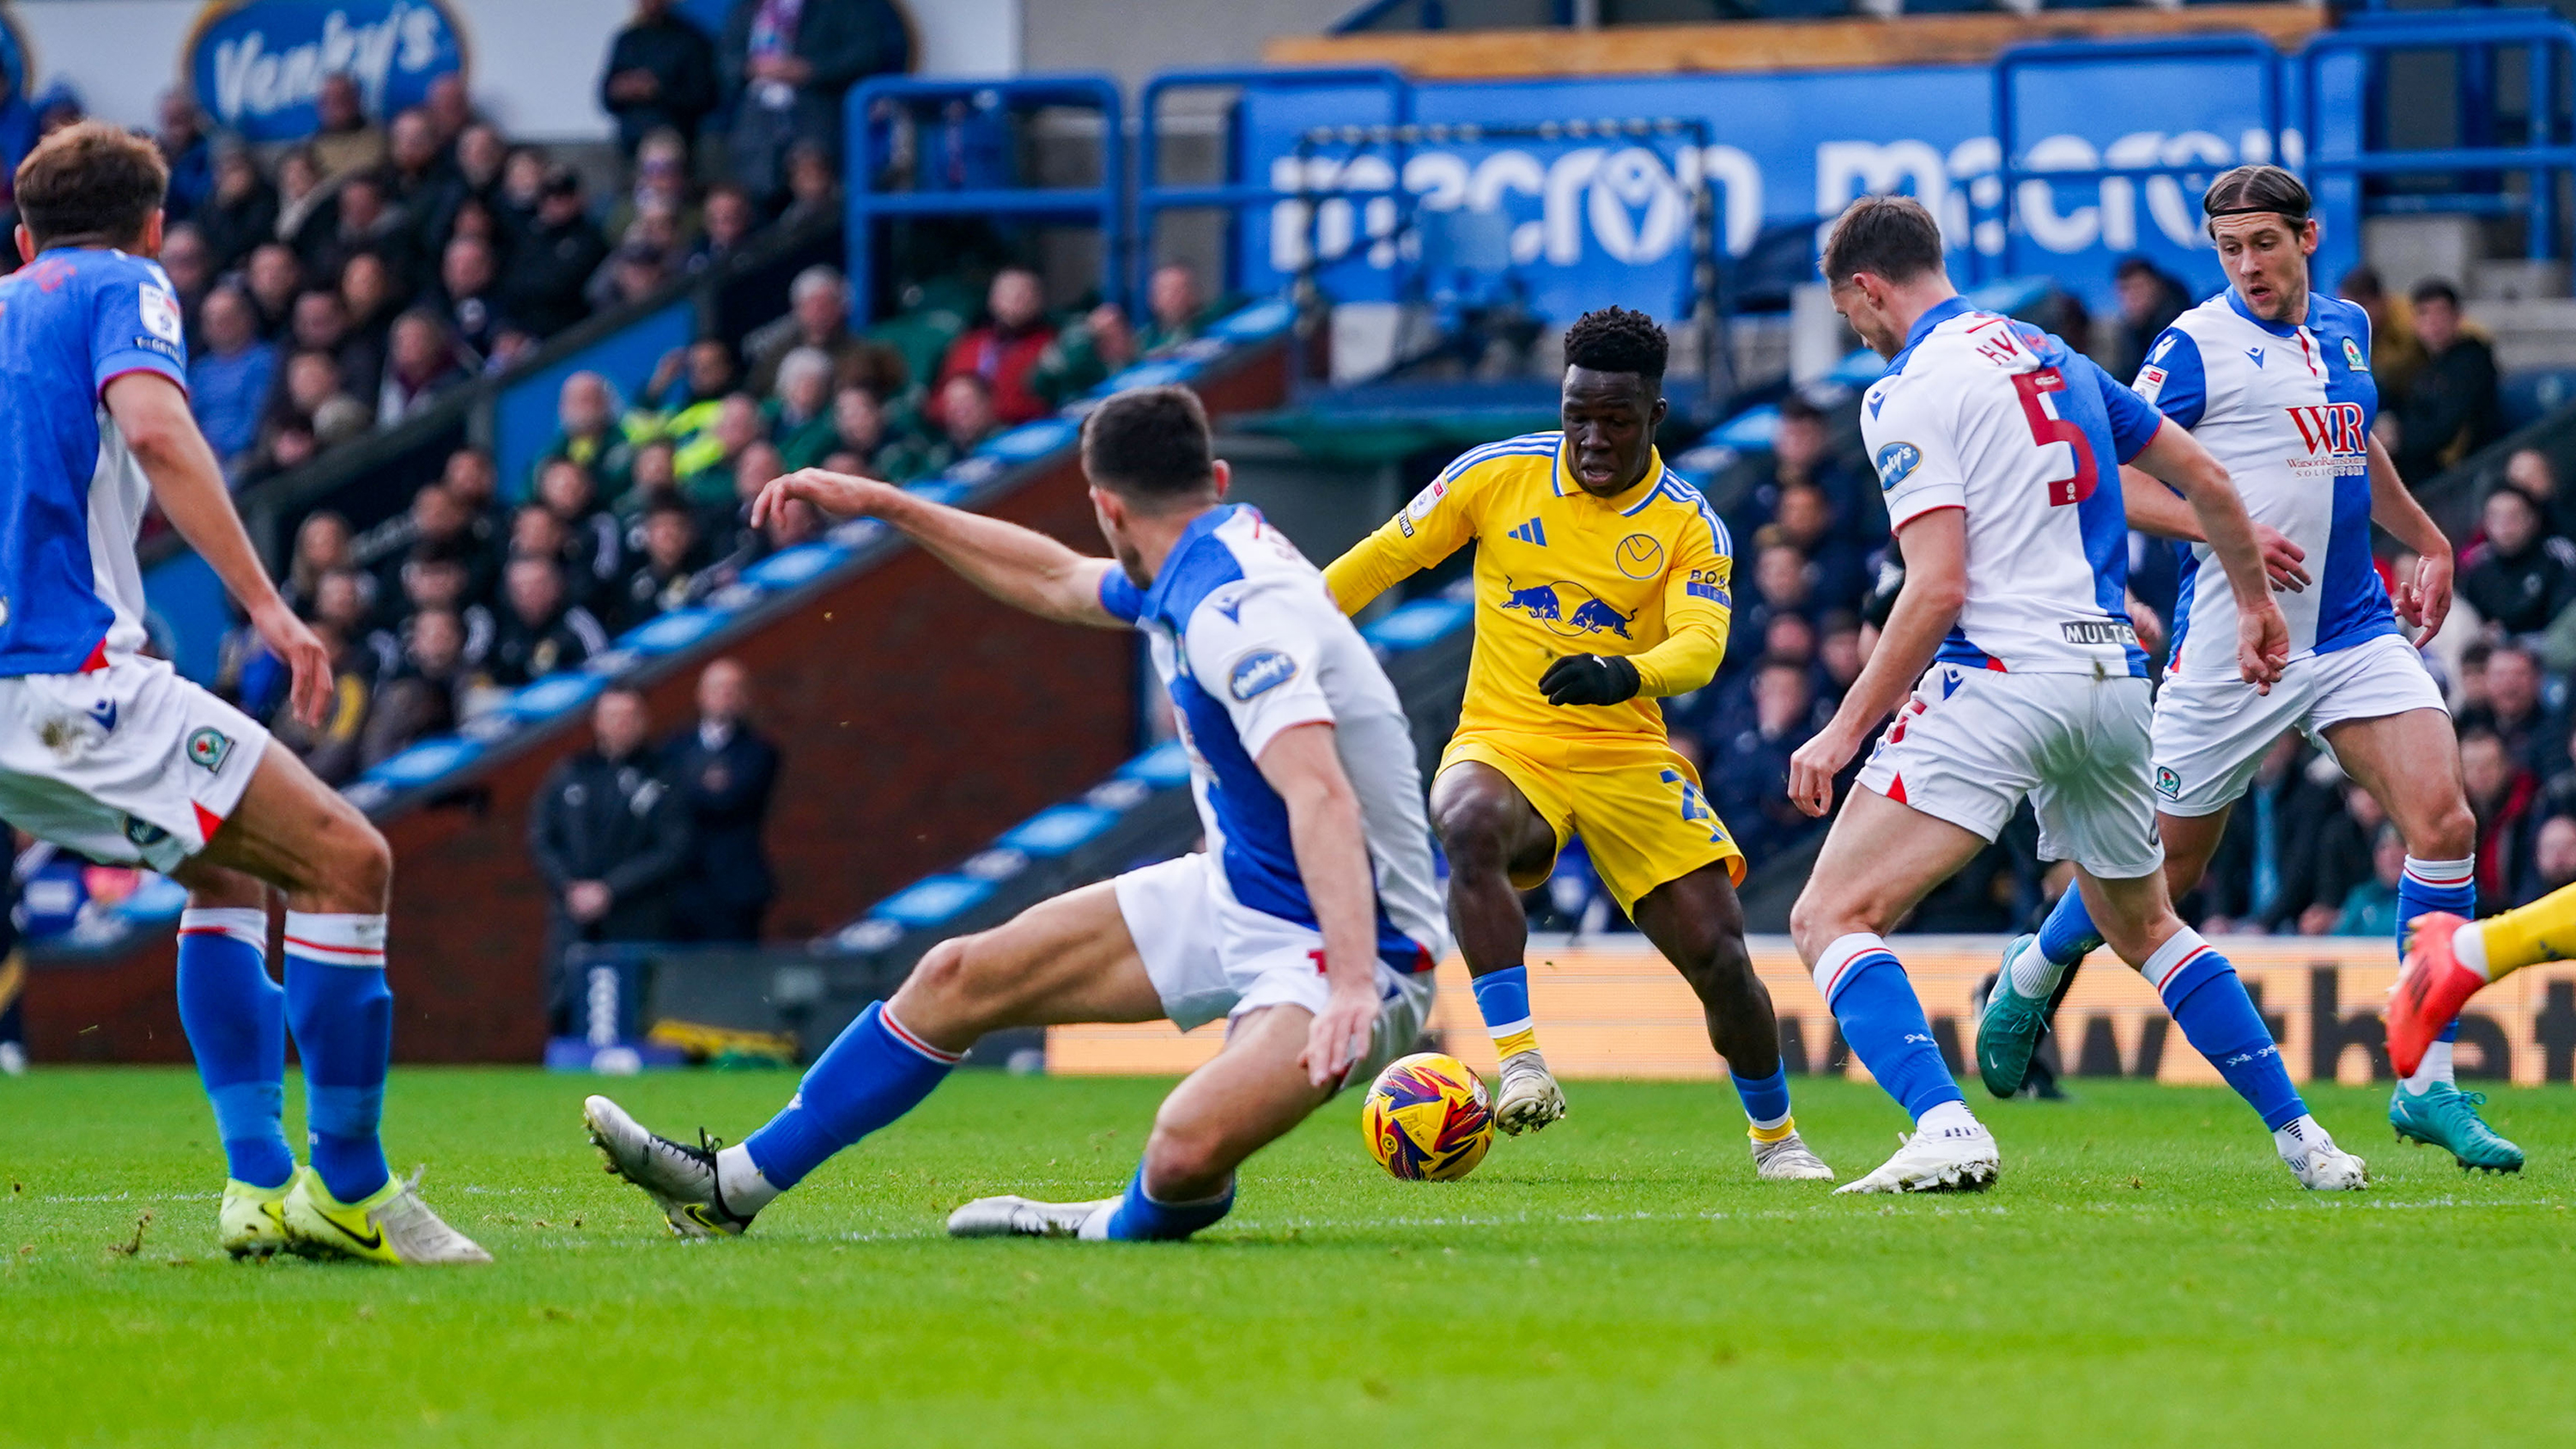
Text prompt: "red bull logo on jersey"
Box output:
[[2284, 403, 2368, 478], [1499, 578, 1636, 639]]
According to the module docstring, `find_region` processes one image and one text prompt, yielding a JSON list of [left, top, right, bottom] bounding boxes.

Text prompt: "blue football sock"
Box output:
[[2036, 889, 2105, 968], [2401, 856, 2475, 1086], [282, 913, 393, 1203], [2145, 930, 2304, 1130], [1813, 935, 1963, 1121], [1470, 965, 1539, 1057], [176, 909, 293, 1190], [1095, 1161, 1235, 1242], [1731, 1065, 1793, 1135], [744, 1002, 960, 1190]]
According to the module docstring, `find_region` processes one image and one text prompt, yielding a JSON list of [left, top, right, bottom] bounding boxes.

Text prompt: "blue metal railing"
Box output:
[[1988, 34, 2286, 286], [2299, 9, 2576, 264], [1134, 66, 1413, 307], [843, 74, 1127, 326]]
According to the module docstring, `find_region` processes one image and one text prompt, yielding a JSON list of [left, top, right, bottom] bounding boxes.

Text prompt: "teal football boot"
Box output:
[[1976, 935, 2055, 1099], [2390, 1082, 2524, 1172]]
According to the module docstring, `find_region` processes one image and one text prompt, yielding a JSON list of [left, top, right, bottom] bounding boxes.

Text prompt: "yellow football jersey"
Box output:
[[1323, 431, 1734, 746]]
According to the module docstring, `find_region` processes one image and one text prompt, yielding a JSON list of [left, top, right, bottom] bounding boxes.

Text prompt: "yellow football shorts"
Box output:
[[1439, 731, 1745, 912]]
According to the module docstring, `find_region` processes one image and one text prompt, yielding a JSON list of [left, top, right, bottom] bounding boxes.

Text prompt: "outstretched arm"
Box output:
[[756, 467, 1123, 628], [102, 372, 331, 728], [2120, 463, 2309, 593], [2126, 421, 2288, 692]]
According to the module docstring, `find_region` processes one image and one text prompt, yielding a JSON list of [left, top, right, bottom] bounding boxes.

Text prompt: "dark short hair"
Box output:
[[1081, 386, 1214, 506], [1777, 392, 1826, 426], [15, 121, 167, 250], [2113, 254, 2160, 282], [2202, 164, 2312, 233], [2411, 277, 2462, 309], [1821, 195, 1945, 286], [1563, 306, 1668, 381], [2339, 265, 2385, 302], [644, 495, 697, 525]]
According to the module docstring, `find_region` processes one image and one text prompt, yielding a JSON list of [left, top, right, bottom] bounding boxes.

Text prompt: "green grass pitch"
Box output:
[[5, 1067, 2573, 1446]]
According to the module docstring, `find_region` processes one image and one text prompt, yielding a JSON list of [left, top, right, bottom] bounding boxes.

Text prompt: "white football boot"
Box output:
[[1750, 1131, 1836, 1181], [2277, 1117, 2369, 1190], [946, 1196, 1118, 1239], [1834, 1118, 2000, 1195], [1492, 1050, 1568, 1135], [584, 1095, 759, 1238]]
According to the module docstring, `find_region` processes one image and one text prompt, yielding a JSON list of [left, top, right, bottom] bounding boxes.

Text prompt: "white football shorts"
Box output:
[[0, 653, 270, 874], [1114, 849, 1437, 1089], [1856, 664, 2165, 881], [2151, 631, 2448, 819]]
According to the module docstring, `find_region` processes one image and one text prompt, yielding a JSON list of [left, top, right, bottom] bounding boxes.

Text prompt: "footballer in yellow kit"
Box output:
[[1322, 307, 1832, 1182]]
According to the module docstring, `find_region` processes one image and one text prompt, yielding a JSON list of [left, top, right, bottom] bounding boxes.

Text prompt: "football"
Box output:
[[1361, 1052, 1496, 1181]]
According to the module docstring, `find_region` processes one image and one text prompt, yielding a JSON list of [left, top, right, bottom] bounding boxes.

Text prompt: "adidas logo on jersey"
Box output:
[[1507, 517, 1548, 546]]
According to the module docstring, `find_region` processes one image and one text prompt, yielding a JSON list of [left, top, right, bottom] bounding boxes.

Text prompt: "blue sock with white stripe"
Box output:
[[282, 912, 392, 1203], [1086, 1161, 1236, 1242], [2144, 929, 2304, 1130], [1470, 965, 1540, 1058], [2035, 888, 2105, 970], [744, 1002, 961, 1190], [1731, 1065, 1795, 1142], [1812, 934, 1964, 1121], [2400, 855, 2476, 1090], [176, 908, 293, 1190]]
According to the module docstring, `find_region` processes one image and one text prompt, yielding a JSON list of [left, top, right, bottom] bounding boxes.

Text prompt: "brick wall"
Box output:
[[27, 344, 1289, 1062]]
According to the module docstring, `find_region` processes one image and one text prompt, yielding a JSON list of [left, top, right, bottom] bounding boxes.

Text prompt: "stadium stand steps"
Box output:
[[21, 307, 1299, 1064]]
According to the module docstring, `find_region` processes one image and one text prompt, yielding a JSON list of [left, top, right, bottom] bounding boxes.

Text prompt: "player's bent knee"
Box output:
[[2421, 801, 2476, 862]]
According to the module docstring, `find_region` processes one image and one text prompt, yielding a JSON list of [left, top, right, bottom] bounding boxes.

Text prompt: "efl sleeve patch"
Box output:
[[138, 283, 184, 346]]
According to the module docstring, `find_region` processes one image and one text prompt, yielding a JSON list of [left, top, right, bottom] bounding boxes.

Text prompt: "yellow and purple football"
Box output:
[[1361, 1051, 1494, 1181]]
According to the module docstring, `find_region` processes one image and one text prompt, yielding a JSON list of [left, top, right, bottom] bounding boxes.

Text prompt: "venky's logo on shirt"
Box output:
[[1874, 441, 1922, 490]]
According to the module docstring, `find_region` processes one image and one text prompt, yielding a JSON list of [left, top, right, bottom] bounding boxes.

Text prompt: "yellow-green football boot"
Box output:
[[281, 1166, 492, 1265], [217, 1177, 294, 1259]]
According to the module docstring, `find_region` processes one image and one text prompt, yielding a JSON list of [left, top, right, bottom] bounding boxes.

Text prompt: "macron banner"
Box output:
[[1048, 937, 2576, 1087], [1233, 52, 2362, 320]]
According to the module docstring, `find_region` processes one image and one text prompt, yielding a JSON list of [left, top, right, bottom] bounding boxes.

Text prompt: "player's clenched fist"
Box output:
[[750, 466, 900, 528], [2234, 596, 2291, 696], [1537, 653, 1641, 707], [1785, 721, 1863, 819]]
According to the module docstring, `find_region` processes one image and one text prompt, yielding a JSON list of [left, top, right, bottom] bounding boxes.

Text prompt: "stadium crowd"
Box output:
[[1658, 257, 2535, 939], [0, 0, 916, 489]]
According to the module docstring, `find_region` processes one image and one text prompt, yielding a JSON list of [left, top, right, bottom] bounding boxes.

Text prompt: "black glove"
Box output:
[[1539, 653, 1641, 707]]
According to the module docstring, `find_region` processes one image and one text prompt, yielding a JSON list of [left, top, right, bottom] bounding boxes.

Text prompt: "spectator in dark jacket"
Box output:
[[663, 657, 780, 941], [615, 496, 713, 629], [2463, 727, 2542, 906], [2461, 485, 2576, 637], [603, 0, 722, 157], [428, 234, 508, 358], [721, 0, 909, 204], [195, 139, 277, 271], [500, 167, 610, 338], [532, 687, 692, 1034], [489, 555, 611, 685], [155, 88, 213, 221], [361, 606, 471, 767], [2191, 735, 2340, 932], [2107, 254, 2190, 383], [2393, 279, 2504, 483]]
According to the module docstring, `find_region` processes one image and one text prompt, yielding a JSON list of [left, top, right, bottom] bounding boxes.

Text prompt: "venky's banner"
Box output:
[[1048, 937, 2576, 1087]]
